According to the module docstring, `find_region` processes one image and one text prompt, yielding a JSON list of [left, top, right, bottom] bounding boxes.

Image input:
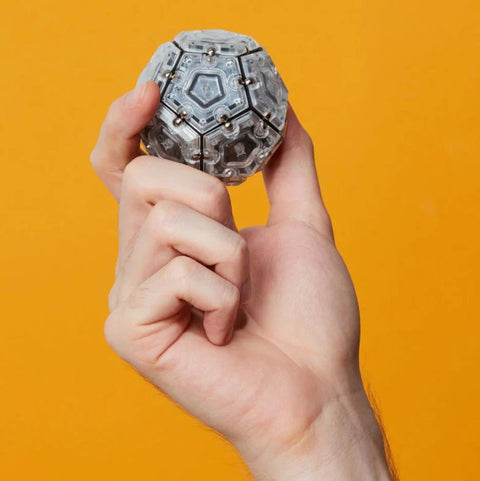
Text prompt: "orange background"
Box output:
[[1, 0, 479, 479]]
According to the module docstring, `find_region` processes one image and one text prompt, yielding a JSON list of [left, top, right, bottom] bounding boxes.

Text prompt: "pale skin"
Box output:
[[90, 80, 397, 480]]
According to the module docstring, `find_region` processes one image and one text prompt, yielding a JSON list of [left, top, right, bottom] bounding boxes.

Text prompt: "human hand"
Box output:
[[90, 81, 395, 480]]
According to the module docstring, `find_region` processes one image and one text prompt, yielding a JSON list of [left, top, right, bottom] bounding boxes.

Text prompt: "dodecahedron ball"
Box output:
[[136, 29, 288, 185]]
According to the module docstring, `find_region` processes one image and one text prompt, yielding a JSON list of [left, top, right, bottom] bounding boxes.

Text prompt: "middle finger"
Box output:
[[118, 155, 237, 270], [115, 200, 250, 309]]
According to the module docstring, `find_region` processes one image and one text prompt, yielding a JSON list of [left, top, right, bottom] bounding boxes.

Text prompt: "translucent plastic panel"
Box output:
[[137, 42, 182, 93], [240, 50, 288, 131], [163, 52, 248, 134], [140, 106, 202, 169], [203, 110, 282, 185], [175, 29, 259, 56]]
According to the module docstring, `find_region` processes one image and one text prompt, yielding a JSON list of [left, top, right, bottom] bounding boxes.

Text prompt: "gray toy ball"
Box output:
[[137, 29, 288, 185]]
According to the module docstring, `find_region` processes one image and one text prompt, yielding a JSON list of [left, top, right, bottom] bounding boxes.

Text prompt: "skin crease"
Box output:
[[90, 80, 395, 480]]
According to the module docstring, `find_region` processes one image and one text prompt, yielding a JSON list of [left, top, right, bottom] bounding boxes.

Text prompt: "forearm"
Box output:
[[241, 388, 396, 481]]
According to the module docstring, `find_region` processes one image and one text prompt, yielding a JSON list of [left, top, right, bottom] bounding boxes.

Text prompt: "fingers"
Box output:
[[263, 104, 334, 239], [118, 155, 237, 270], [90, 80, 161, 200], [115, 200, 250, 309], [106, 256, 240, 357]]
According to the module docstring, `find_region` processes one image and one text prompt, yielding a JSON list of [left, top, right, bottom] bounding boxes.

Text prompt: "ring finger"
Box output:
[[113, 199, 250, 310]]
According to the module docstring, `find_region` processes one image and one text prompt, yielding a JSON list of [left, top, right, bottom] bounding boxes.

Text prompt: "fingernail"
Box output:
[[125, 82, 148, 109], [240, 279, 251, 304]]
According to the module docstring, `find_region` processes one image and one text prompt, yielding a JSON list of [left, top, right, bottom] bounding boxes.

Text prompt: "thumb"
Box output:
[[262, 104, 333, 238], [90, 80, 161, 201]]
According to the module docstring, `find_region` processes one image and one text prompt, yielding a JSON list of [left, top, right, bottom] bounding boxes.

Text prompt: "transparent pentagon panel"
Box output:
[[163, 52, 248, 133], [140, 106, 202, 169], [240, 50, 288, 131], [137, 42, 182, 93], [203, 111, 282, 185], [174, 29, 259, 56]]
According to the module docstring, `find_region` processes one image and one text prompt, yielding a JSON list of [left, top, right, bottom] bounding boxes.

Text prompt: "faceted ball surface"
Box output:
[[137, 29, 288, 185]]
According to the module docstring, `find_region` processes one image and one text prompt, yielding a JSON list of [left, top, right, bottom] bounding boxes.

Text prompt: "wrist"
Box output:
[[238, 382, 395, 481]]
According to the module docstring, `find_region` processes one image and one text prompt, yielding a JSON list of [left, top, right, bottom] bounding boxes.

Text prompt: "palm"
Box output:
[[139, 219, 360, 452]]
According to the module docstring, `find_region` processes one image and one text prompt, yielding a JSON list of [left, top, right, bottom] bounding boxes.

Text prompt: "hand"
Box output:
[[90, 81, 395, 480]]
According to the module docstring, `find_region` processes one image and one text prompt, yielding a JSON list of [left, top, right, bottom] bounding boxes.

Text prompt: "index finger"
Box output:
[[90, 80, 160, 201]]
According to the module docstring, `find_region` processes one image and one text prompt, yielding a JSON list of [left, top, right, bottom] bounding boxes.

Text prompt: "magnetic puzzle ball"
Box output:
[[137, 29, 289, 185]]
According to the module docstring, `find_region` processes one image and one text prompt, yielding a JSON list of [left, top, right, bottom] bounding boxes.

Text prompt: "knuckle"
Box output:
[[147, 200, 181, 237], [103, 99, 122, 135], [167, 255, 197, 281], [127, 283, 151, 310], [298, 128, 314, 156], [321, 207, 333, 229], [199, 178, 231, 223], [89, 146, 100, 170], [122, 155, 151, 195], [288, 124, 314, 159], [103, 311, 119, 349], [221, 281, 240, 310], [106, 97, 120, 116], [319, 208, 335, 241], [303, 207, 335, 244], [123, 154, 146, 178], [303, 130, 314, 150], [231, 235, 249, 264]]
